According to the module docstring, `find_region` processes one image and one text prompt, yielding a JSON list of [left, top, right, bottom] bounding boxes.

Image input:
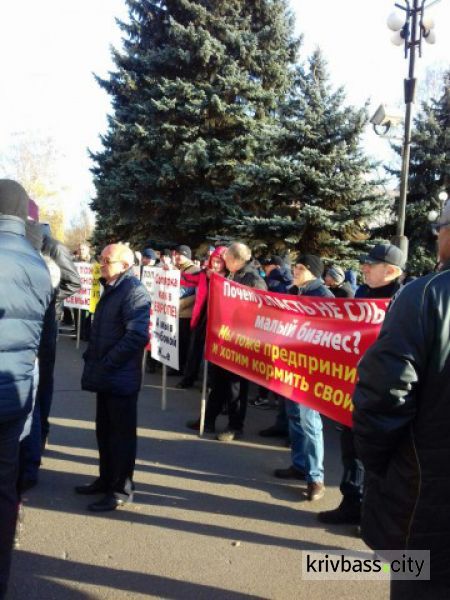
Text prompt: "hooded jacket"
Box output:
[[0, 216, 52, 422], [353, 264, 450, 580]]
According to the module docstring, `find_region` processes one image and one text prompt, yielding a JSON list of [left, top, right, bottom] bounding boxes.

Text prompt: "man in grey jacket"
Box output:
[[0, 180, 52, 599]]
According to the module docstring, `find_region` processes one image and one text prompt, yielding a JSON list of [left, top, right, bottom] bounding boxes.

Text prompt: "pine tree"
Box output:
[[230, 50, 389, 261], [397, 70, 450, 274], [90, 0, 299, 248]]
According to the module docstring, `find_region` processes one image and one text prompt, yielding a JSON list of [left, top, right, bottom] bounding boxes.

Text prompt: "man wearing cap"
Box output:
[[141, 247, 157, 267], [324, 265, 355, 298], [318, 243, 404, 526], [274, 254, 333, 501], [262, 256, 293, 294], [0, 180, 52, 598], [78, 243, 150, 512], [353, 213, 450, 598], [173, 245, 200, 374]]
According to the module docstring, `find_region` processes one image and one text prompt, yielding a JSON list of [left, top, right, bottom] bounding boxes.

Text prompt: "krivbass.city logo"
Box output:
[[302, 550, 430, 581]]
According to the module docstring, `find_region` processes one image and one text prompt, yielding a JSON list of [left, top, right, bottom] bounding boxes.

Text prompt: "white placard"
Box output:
[[64, 262, 93, 311], [149, 269, 180, 370]]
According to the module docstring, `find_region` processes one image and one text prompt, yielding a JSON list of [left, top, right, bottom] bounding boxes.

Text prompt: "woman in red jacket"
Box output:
[[176, 246, 227, 389]]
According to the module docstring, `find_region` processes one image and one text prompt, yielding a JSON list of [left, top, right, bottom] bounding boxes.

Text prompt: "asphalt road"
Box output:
[[8, 336, 389, 599]]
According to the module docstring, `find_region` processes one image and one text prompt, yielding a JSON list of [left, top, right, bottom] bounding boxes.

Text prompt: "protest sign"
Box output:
[[149, 269, 180, 370], [89, 263, 102, 313], [64, 262, 93, 311], [205, 274, 389, 427]]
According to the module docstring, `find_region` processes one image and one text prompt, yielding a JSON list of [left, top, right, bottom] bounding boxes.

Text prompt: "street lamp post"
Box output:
[[387, 0, 437, 259]]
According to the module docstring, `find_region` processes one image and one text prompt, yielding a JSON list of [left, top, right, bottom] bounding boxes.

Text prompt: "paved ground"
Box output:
[[8, 336, 389, 599]]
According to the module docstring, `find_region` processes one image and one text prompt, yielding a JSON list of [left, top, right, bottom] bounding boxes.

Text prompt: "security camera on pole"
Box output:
[[386, 0, 438, 259]]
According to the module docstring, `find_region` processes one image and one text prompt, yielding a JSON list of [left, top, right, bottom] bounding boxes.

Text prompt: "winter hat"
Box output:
[[296, 254, 324, 279], [174, 244, 192, 259], [326, 265, 345, 285], [360, 244, 405, 269], [142, 247, 157, 260], [0, 179, 30, 221]]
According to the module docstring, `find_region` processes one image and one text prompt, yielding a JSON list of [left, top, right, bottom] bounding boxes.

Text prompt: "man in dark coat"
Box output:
[[262, 256, 293, 294], [78, 243, 150, 512], [318, 244, 404, 526], [0, 180, 52, 599], [19, 223, 81, 490], [205, 243, 267, 442], [353, 216, 450, 598]]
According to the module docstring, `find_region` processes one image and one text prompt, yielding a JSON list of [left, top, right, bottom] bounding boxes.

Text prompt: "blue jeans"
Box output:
[[285, 399, 324, 483]]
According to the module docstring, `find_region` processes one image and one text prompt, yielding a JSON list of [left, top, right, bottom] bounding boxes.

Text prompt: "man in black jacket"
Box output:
[[0, 180, 52, 599], [353, 216, 450, 599], [19, 224, 81, 490], [318, 244, 404, 525], [205, 243, 267, 442], [78, 243, 150, 512]]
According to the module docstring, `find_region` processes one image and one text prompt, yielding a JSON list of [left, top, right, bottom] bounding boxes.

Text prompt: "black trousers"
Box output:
[[178, 318, 192, 374], [205, 365, 248, 431], [340, 426, 364, 505], [182, 313, 207, 384], [0, 417, 25, 599], [96, 392, 138, 498]]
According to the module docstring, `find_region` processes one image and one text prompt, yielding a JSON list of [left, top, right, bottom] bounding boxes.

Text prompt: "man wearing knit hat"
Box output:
[[0, 180, 52, 598], [324, 265, 354, 298], [274, 254, 333, 501]]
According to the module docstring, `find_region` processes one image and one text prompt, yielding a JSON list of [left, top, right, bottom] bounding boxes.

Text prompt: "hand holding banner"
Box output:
[[205, 274, 389, 427]]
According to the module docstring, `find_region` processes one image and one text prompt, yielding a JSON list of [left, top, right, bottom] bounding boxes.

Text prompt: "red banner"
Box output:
[[205, 274, 389, 427]]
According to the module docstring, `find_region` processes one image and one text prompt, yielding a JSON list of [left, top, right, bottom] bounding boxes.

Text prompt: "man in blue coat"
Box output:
[[78, 243, 150, 512], [0, 180, 52, 599]]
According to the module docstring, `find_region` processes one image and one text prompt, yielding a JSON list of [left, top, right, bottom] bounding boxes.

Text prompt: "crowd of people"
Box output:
[[1, 176, 450, 599]]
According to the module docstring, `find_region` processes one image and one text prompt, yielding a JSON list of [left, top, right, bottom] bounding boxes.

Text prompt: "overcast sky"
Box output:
[[0, 0, 448, 218]]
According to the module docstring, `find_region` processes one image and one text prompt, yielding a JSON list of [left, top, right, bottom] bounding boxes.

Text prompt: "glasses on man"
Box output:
[[97, 256, 123, 265]]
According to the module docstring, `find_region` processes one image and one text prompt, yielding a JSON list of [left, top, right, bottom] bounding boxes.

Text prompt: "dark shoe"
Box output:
[[216, 429, 242, 442], [317, 500, 361, 524], [176, 379, 194, 389], [273, 465, 306, 480], [306, 482, 325, 501], [186, 419, 215, 433], [259, 426, 288, 438], [87, 494, 131, 512], [19, 478, 38, 493], [75, 479, 108, 495]]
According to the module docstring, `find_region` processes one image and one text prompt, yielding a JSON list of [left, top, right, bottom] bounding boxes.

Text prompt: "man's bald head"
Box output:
[[100, 243, 135, 283]]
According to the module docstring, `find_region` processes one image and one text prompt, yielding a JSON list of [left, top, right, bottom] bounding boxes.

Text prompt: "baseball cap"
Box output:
[[142, 247, 156, 260], [174, 244, 192, 259], [360, 244, 405, 269]]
